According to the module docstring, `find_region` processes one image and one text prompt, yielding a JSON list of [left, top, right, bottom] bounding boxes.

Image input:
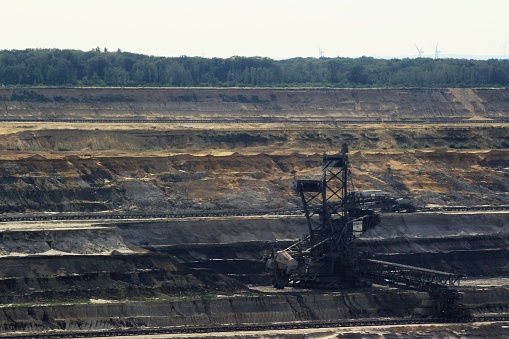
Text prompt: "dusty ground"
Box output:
[[95, 322, 509, 339]]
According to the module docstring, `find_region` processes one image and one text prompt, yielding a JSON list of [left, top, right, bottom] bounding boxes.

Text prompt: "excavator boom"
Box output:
[[266, 144, 468, 317]]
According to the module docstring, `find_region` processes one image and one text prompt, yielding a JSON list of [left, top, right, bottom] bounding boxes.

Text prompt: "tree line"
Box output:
[[1, 48, 509, 87]]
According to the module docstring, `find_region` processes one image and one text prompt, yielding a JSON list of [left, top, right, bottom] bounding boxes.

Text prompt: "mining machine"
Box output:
[[347, 190, 416, 213], [266, 144, 467, 318]]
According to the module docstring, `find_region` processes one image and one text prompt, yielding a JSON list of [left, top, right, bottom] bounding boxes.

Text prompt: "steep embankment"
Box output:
[[0, 211, 507, 334], [0, 290, 423, 333], [1, 87, 509, 120], [0, 149, 507, 214], [1, 123, 509, 151], [115, 212, 509, 279], [0, 287, 507, 334], [0, 222, 246, 306], [358, 212, 509, 276]]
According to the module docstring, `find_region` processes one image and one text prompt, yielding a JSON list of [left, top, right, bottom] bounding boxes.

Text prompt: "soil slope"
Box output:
[[1, 87, 509, 120], [0, 88, 507, 336], [0, 149, 507, 214]]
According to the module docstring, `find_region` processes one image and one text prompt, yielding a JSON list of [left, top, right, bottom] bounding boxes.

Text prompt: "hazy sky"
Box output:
[[3, 0, 508, 59]]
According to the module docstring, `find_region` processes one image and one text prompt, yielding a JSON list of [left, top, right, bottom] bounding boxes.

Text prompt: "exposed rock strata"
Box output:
[[0, 87, 507, 336], [0, 150, 507, 214], [1, 88, 509, 120]]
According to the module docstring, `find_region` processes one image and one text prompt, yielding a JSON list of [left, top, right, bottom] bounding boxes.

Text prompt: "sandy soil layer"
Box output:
[[93, 322, 509, 339]]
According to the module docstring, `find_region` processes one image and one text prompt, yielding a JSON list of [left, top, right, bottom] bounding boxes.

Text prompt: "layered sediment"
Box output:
[[0, 150, 507, 215], [0, 87, 507, 336], [0, 211, 507, 333], [1, 87, 509, 120]]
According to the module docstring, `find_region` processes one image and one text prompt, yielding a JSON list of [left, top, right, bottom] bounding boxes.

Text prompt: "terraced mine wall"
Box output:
[[2, 87, 509, 120], [0, 150, 508, 214], [359, 212, 509, 276], [0, 87, 507, 335], [0, 224, 246, 304], [0, 212, 507, 333], [116, 217, 309, 284], [116, 212, 509, 279], [0, 291, 422, 333], [0, 287, 508, 334]]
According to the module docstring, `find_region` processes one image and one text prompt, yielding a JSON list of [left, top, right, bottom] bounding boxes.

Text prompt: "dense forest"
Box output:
[[1, 48, 509, 88]]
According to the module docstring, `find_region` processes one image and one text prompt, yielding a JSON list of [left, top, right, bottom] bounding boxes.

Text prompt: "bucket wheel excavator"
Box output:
[[266, 144, 467, 318]]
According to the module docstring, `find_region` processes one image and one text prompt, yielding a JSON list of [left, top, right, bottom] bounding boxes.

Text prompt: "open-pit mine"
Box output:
[[0, 87, 508, 338]]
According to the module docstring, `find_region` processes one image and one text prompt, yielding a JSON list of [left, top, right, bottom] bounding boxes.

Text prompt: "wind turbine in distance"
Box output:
[[434, 42, 441, 59], [415, 45, 424, 58], [318, 46, 325, 59]]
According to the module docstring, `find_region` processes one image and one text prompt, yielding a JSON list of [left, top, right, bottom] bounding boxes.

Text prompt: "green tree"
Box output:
[[1, 48, 509, 87], [348, 65, 370, 84]]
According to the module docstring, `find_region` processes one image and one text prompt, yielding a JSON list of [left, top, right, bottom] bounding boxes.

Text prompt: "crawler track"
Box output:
[[1, 205, 508, 223], [2, 316, 509, 338]]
